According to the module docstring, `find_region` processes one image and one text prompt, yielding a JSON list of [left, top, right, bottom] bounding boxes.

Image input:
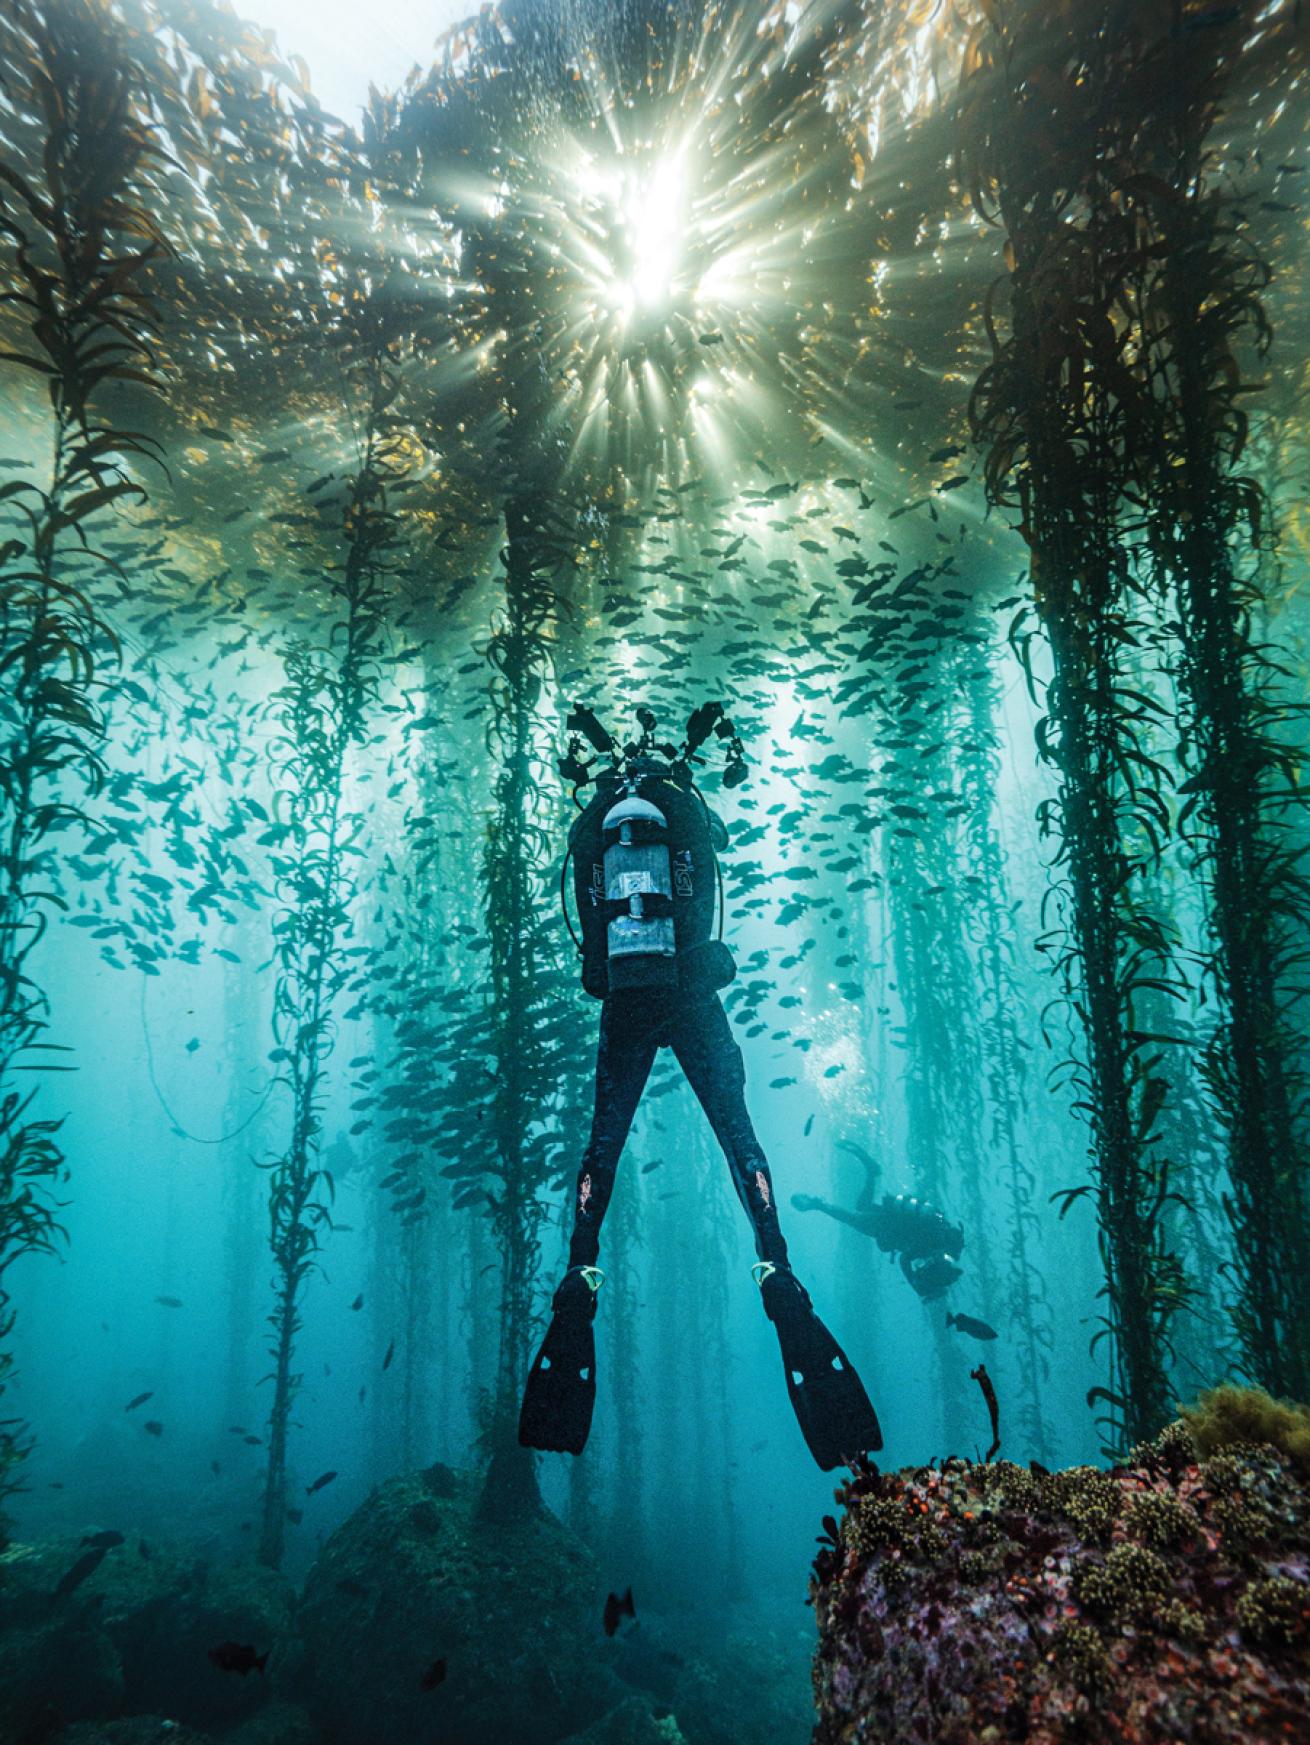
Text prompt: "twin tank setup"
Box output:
[[560, 702, 746, 998]]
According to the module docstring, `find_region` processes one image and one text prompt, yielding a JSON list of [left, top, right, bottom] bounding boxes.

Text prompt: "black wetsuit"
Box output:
[[565, 985, 789, 1270]]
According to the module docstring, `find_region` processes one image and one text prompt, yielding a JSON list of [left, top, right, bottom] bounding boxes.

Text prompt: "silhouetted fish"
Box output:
[[420, 1657, 447, 1690], [79, 1531, 124, 1550], [143, 1421, 164, 1437], [382, 1340, 395, 1370], [603, 1587, 636, 1637], [154, 1296, 183, 1308], [306, 1470, 337, 1496], [125, 1392, 153, 1412], [947, 1312, 998, 1342], [209, 1641, 268, 1676], [350, 1294, 364, 1310]]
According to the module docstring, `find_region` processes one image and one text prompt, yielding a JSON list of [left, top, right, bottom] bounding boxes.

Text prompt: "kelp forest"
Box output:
[[1, 3, 1309, 1743]]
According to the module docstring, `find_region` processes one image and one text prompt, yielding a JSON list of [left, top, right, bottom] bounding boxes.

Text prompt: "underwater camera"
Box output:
[[559, 700, 747, 796]]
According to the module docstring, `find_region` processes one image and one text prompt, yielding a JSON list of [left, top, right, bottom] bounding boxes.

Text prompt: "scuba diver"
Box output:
[[791, 1139, 965, 1301], [518, 702, 883, 1472]]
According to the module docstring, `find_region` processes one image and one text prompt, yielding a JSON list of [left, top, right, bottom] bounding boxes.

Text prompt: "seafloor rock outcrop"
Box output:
[[292, 1460, 619, 1745], [811, 1401, 1309, 1744], [556, 1694, 688, 1745], [0, 1535, 294, 1742], [51, 1721, 214, 1745]]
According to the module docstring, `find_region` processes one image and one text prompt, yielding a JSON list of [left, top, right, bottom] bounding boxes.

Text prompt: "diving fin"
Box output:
[[755, 1263, 882, 1471], [518, 1267, 604, 1456]]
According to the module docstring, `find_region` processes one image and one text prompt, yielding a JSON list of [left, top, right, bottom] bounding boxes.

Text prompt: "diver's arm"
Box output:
[[790, 1194, 881, 1240]]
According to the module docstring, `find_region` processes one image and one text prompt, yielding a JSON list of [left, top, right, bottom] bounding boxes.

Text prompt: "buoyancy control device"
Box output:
[[559, 703, 745, 1000]]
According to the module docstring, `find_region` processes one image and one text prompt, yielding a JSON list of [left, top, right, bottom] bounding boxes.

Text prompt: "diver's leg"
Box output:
[[521, 997, 661, 1456], [671, 993, 882, 1470], [565, 995, 661, 1267], [668, 992, 788, 1264]]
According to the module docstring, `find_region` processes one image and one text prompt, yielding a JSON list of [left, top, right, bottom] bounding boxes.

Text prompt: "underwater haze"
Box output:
[[1, 2, 1309, 1743]]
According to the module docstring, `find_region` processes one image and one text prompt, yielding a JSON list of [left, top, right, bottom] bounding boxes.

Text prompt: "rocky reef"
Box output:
[[811, 1391, 1310, 1743], [289, 1460, 614, 1745], [0, 1459, 814, 1745], [0, 1533, 298, 1744]]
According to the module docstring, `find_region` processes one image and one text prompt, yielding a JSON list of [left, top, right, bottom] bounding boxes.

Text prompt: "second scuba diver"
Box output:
[[518, 702, 883, 1472]]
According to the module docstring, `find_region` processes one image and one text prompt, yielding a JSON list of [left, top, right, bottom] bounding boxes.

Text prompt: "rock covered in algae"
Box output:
[[292, 1461, 618, 1745], [810, 1408, 1309, 1744], [0, 1534, 294, 1741]]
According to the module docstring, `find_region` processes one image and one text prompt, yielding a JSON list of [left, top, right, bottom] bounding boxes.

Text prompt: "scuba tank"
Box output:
[[601, 790, 677, 991], [562, 705, 745, 1000]]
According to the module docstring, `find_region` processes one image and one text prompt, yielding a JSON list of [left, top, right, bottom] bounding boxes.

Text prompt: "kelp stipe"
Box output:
[[960, 0, 1187, 1449], [1129, 5, 1310, 1402], [0, 0, 174, 1516], [257, 282, 416, 1570], [958, 618, 1054, 1464]]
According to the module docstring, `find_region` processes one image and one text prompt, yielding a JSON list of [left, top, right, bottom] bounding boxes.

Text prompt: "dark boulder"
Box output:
[[293, 1462, 616, 1745], [0, 1534, 293, 1740]]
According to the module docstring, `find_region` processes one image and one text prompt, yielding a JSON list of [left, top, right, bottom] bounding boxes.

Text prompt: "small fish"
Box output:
[[139, 1540, 152, 1559], [306, 1470, 338, 1496], [947, 1311, 998, 1342], [79, 1530, 124, 1550], [143, 1421, 164, 1437], [243, 1435, 262, 1447], [208, 1641, 268, 1676], [382, 1340, 395, 1371], [1029, 1460, 1051, 1478], [420, 1657, 447, 1690], [971, 1363, 1001, 1463], [640, 1160, 664, 1174], [803, 1114, 815, 1137], [154, 1296, 183, 1308], [603, 1587, 636, 1638], [350, 1294, 364, 1310], [211, 1462, 221, 1476], [697, 331, 724, 345], [125, 1392, 153, 1412], [286, 1507, 304, 1524], [54, 1546, 108, 1597]]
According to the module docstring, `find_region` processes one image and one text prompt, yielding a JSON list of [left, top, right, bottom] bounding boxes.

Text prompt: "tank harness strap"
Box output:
[[559, 844, 582, 954], [602, 892, 675, 923]]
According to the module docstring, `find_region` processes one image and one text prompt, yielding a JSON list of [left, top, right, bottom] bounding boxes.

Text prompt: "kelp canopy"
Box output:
[[0, 0, 1308, 1597]]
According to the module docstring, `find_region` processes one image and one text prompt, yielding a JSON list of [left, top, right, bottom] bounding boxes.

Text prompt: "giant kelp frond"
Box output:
[[959, 0, 1197, 1449], [256, 264, 424, 1569], [0, 0, 177, 1514]]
